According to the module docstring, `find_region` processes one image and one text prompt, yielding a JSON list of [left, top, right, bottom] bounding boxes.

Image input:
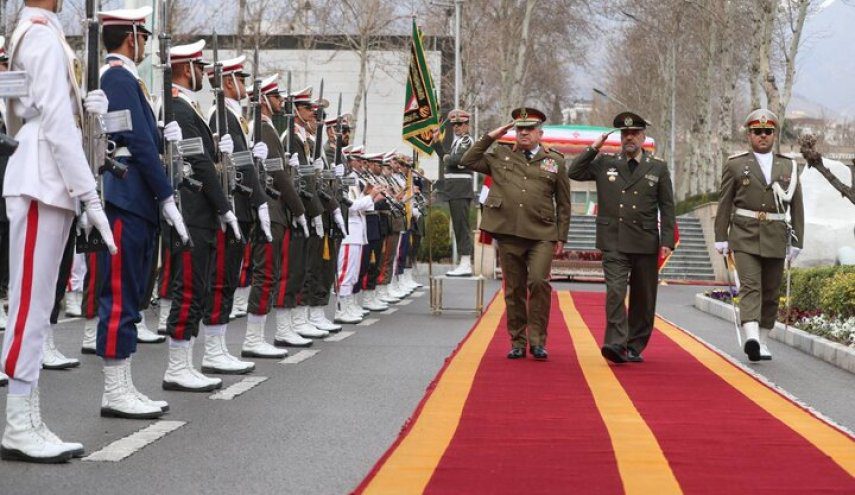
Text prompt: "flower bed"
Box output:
[[705, 265, 855, 348]]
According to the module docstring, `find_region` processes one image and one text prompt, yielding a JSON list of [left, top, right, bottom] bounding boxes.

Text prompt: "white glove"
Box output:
[[787, 246, 801, 262], [715, 241, 729, 255], [219, 210, 242, 241], [76, 210, 91, 238], [161, 197, 190, 245], [334, 164, 345, 177], [412, 208, 421, 220], [257, 204, 272, 242], [219, 134, 234, 155], [288, 153, 300, 168], [312, 215, 323, 237], [296, 214, 309, 237], [333, 207, 346, 233], [84, 89, 109, 115], [163, 121, 183, 143], [252, 142, 269, 161], [312, 158, 324, 171], [80, 190, 118, 254]]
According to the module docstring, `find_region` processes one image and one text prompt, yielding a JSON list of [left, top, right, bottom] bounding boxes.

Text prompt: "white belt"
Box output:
[[735, 208, 785, 221], [444, 173, 472, 179], [114, 147, 131, 158]]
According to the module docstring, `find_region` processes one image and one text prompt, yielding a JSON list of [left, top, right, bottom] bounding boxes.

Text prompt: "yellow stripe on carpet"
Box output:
[[655, 316, 855, 477], [558, 293, 682, 495], [362, 295, 506, 494]]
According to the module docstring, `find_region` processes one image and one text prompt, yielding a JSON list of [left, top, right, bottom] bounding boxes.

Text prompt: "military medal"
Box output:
[[607, 167, 618, 182], [742, 168, 751, 186]]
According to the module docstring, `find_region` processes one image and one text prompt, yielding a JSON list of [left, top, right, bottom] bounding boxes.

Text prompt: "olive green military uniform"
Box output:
[[569, 146, 676, 354], [434, 134, 474, 258], [461, 135, 572, 350], [714, 152, 804, 329]]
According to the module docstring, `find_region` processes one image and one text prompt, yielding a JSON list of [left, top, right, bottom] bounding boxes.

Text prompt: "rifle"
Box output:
[[77, 0, 132, 253], [250, 45, 279, 204], [158, 0, 200, 250], [211, 31, 248, 244], [282, 71, 311, 201], [333, 93, 354, 209]]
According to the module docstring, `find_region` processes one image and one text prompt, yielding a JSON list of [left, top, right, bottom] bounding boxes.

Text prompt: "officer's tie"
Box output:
[[628, 158, 639, 174], [524, 150, 533, 161]]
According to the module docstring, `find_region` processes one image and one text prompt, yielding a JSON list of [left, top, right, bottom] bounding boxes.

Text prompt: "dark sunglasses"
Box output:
[[751, 128, 774, 136], [451, 122, 467, 127]]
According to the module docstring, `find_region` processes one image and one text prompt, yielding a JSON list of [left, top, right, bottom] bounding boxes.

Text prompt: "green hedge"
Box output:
[[819, 271, 855, 318], [676, 192, 717, 216], [786, 265, 855, 312], [418, 209, 452, 262]]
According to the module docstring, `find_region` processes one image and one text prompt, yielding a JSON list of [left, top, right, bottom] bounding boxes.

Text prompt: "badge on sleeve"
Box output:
[[607, 167, 618, 182]]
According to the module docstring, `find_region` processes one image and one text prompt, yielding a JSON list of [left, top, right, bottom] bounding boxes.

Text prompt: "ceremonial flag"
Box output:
[[402, 18, 439, 155]]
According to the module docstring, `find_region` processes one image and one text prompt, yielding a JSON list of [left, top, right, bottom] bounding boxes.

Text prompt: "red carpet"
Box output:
[[356, 291, 855, 494]]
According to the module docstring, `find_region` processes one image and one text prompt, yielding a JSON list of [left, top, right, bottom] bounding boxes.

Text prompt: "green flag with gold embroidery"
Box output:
[[403, 18, 439, 155]]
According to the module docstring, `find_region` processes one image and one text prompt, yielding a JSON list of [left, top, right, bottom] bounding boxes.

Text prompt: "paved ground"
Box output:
[[0, 275, 851, 494]]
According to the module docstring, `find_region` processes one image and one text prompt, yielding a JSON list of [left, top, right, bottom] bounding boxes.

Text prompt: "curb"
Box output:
[[693, 294, 855, 374]]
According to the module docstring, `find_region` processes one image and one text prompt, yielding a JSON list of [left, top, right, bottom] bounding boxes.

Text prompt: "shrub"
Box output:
[[418, 208, 452, 262], [819, 271, 855, 318], [786, 265, 855, 312]]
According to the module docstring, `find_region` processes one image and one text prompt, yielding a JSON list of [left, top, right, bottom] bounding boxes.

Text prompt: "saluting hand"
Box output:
[[592, 130, 616, 150], [487, 121, 515, 140]]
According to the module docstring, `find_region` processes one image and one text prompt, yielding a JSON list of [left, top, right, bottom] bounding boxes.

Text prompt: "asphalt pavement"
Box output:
[[0, 276, 850, 494]]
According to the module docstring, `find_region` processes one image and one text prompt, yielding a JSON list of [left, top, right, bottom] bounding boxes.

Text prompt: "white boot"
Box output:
[[100, 360, 164, 419], [389, 277, 410, 299], [377, 285, 400, 304], [121, 358, 169, 412], [363, 291, 388, 311], [334, 297, 362, 324], [201, 330, 255, 375], [1, 391, 78, 463], [63, 291, 82, 318], [157, 299, 171, 335], [0, 302, 7, 330], [345, 297, 366, 321], [242, 317, 287, 358], [230, 287, 249, 319], [446, 256, 472, 277], [405, 269, 423, 289], [136, 313, 166, 344], [162, 340, 222, 392], [353, 294, 370, 316], [42, 326, 80, 370], [308, 306, 341, 332], [81, 318, 97, 355], [30, 388, 85, 458], [743, 321, 761, 362], [0, 372, 7, 387], [292, 306, 329, 338], [759, 327, 773, 361], [273, 309, 313, 347]]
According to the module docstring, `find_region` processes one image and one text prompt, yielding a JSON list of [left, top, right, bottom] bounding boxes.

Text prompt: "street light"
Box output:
[[620, 10, 677, 189]]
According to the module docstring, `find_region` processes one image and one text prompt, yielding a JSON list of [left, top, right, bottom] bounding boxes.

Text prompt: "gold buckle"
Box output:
[[757, 211, 767, 221]]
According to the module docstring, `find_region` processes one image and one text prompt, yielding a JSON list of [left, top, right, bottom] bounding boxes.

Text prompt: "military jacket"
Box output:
[[461, 135, 571, 242], [434, 133, 474, 200], [283, 128, 324, 218], [714, 152, 804, 258], [258, 118, 305, 225], [569, 147, 676, 254]]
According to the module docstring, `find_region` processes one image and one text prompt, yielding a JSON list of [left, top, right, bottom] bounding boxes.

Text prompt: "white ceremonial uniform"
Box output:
[[1, 8, 96, 383], [337, 172, 374, 297]]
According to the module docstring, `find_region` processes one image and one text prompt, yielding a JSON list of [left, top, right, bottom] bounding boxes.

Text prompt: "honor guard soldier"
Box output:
[[715, 109, 804, 362], [569, 112, 676, 364], [161, 39, 239, 392], [433, 109, 475, 276], [204, 55, 268, 374], [461, 107, 572, 360], [359, 153, 393, 310], [93, 6, 190, 418], [243, 74, 307, 355], [281, 87, 333, 338], [1, 0, 118, 463]]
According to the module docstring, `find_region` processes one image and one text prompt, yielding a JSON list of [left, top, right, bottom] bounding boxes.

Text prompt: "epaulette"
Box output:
[[727, 151, 749, 160], [108, 59, 124, 67], [775, 153, 796, 160], [543, 144, 564, 158], [31, 16, 48, 25]]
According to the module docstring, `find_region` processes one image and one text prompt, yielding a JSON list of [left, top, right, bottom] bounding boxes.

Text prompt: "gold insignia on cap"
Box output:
[[520, 108, 528, 120], [760, 115, 768, 125], [624, 116, 633, 127]]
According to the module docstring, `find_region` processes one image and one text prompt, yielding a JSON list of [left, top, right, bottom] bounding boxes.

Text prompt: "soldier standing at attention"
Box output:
[[94, 6, 189, 418], [1, 0, 117, 462], [433, 109, 474, 276], [569, 112, 676, 364], [714, 109, 803, 362], [461, 107, 571, 360]]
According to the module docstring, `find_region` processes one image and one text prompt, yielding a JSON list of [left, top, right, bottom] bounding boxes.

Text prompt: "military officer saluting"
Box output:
[[461, 107, 572, 360], [433, 109, 475, 276], [569, 112, 676, 364], [715, 109, 804, 362]]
